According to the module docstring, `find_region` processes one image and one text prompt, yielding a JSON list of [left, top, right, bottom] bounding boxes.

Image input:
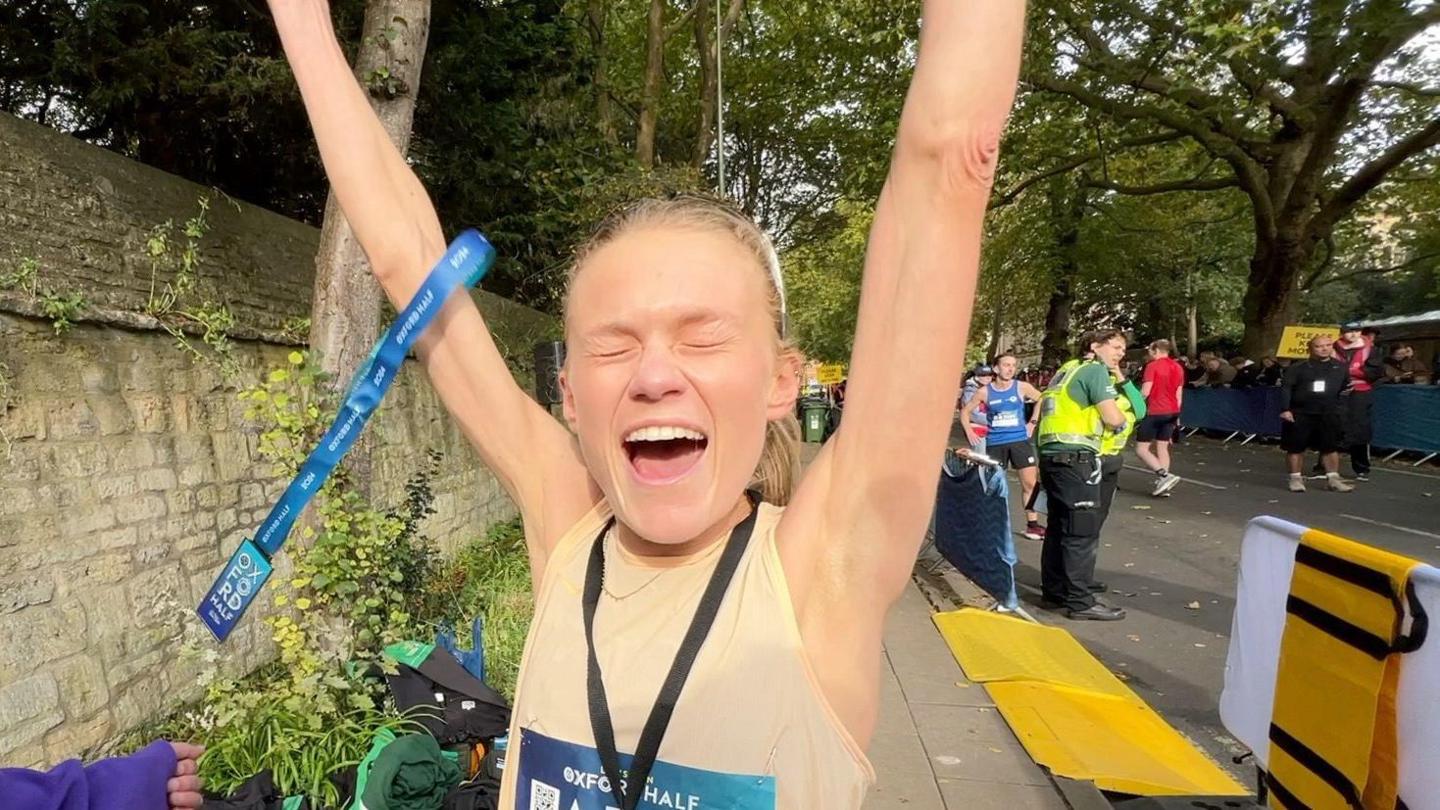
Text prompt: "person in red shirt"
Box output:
[[1135, 339, 1185, 496]]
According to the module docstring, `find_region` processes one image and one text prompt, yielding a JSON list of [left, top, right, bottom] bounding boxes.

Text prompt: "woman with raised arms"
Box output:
[[265, 1, 1025, 806]]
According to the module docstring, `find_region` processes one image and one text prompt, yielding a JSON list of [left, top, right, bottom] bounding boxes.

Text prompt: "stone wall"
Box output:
[[0, 112, 560, 766]]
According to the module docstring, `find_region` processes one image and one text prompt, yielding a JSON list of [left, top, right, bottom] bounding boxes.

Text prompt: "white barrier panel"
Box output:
[[1219, 516, 1440, 809]]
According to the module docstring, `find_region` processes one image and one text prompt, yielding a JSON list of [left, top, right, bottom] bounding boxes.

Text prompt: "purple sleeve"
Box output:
[[0, 740, 175, 810]]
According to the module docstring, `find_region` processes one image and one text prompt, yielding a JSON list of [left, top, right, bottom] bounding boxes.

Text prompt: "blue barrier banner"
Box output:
[[197, 230, 495, 642], [1182, 384, 1440, 454], [1181, 387, 1284, 437], [1373, 385, 1440, 454], [933, 460, 1018, 609]]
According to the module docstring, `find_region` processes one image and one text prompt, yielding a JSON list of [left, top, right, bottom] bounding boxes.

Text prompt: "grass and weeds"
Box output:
[[418, 518, 532, 698], [120, 517, 532, 803]]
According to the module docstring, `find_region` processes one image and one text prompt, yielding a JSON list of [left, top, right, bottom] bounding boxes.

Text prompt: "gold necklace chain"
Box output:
[[602, 563, 667, 600], [600, 530, 666, 601]]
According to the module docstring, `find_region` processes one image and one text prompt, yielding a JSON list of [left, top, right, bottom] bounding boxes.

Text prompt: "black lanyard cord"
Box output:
[[583, 494, 760, 809]]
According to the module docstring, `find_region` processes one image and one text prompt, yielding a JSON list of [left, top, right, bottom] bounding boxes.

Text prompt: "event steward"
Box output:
[[1036, 330, 1129, 622], [1280, 336, 1355, 493]]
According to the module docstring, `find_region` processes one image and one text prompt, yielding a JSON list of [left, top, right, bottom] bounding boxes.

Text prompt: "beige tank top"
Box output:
[[498, 499, 874, 809]]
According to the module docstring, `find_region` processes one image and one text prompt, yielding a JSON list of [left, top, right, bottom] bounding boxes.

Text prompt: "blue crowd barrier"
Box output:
[[1180, 384, 1440, 454], [1181, 387, 1285, 438], [1372, 385, 1440, 454], [933, 458, 1018, 609]]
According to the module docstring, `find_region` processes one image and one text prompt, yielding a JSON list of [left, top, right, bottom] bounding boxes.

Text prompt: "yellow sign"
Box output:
[[1277, 324, 1340, 359], [816, 364, 846, 385]]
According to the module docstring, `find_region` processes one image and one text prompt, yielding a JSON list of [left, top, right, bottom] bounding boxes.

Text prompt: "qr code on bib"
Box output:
[[529, 780, 560, 810]]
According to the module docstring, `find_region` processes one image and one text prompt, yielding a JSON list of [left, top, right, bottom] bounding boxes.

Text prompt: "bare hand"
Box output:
[[167, 742, 205, 810], [1280, 410, 1294, 423], [1025, 422, 1035, 438]]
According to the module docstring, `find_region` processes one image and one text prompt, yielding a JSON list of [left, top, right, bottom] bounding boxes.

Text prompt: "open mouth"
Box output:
[[623, 425, 709, 484]]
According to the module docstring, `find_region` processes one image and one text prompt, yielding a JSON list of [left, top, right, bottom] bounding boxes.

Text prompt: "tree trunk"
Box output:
[[1238, 235, 1309, 359], [635, 0, 666, 169], [691, 0, 742, 169], [691, 0, 715, 168], [308, 0, 432, 496], [1040, 281, 1074, 367], [1040, 178, 1085, 367], [585, 0, 617, 145], [1186, 302, 1198, 358], [986, 295, 1004, 361]]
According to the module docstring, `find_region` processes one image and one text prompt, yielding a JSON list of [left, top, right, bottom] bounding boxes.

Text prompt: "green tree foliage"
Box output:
[[5, 0, 1434, 357], [0, 0, 356, 220], [1, 0, 926, 316], [782, 199, 870, 363], [1023, 0, 1440, 355]]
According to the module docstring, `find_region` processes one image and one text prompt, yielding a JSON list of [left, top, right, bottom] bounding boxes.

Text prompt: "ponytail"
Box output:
[[752, 414, 801, 505]]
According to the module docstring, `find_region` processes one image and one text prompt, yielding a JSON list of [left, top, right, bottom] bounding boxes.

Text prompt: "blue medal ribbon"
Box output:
[[198, 230, 495, 642]]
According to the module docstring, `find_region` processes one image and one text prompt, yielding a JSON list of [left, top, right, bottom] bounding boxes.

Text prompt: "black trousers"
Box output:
[[1097, 453, 1124, 532], [1344, 390, 1373, 474], [1040, 451, 1103, 611], [1311, 390, 1374, 474]]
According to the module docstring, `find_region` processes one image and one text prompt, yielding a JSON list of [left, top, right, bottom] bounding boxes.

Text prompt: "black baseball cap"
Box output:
[[1340, 321, 1362, 332]]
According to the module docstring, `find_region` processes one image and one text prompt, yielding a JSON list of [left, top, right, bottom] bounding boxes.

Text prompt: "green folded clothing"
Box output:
[[360, 732, 462, 810]]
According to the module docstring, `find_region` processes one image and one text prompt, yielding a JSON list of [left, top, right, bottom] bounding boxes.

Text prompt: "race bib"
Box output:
[[991, 411, 1021, 428], [1311, 380, 1326, 393], [516, 728, 776, 810]]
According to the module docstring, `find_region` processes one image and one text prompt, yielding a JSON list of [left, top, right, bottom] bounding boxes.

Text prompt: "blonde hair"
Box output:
[[566, 195, 802, 505]]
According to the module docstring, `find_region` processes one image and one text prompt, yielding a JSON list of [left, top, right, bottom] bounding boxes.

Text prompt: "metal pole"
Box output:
[[715, 0, 725, 197]]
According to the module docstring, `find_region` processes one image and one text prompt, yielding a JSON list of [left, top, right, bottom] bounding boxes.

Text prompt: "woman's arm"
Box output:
[[783, 0, 1025, 607], [269, 0, 592, 573]]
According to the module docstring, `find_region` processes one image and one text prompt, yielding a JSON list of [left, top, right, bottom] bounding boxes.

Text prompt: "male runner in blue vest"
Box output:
[[960, 352, 1044, 540]]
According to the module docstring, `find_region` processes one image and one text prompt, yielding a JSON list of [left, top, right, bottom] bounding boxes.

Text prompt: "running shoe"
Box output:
[[1068, 603, 1126, 621], [1152, 473, 1182, 497], [1022, 521, 1045, 541], [1288, 477, 1307, 493], [1354, 473, 1370, 482], [1327, 477, 1355, 493]]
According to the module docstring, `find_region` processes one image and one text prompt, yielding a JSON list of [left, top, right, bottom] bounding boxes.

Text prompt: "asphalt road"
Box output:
[[994, 434, 1440, 781]]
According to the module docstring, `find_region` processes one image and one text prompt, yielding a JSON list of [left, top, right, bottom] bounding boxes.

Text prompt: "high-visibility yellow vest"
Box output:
[[1101, 374, 1138, 456], [1038, 359, 1104, 451]]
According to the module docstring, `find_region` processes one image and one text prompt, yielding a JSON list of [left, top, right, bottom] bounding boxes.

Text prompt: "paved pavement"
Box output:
[[865, 581, 1066, 809], [813, 431, 1440, 804], [797, 440, 1067, 807], [1003, 435, 1440, 779]]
